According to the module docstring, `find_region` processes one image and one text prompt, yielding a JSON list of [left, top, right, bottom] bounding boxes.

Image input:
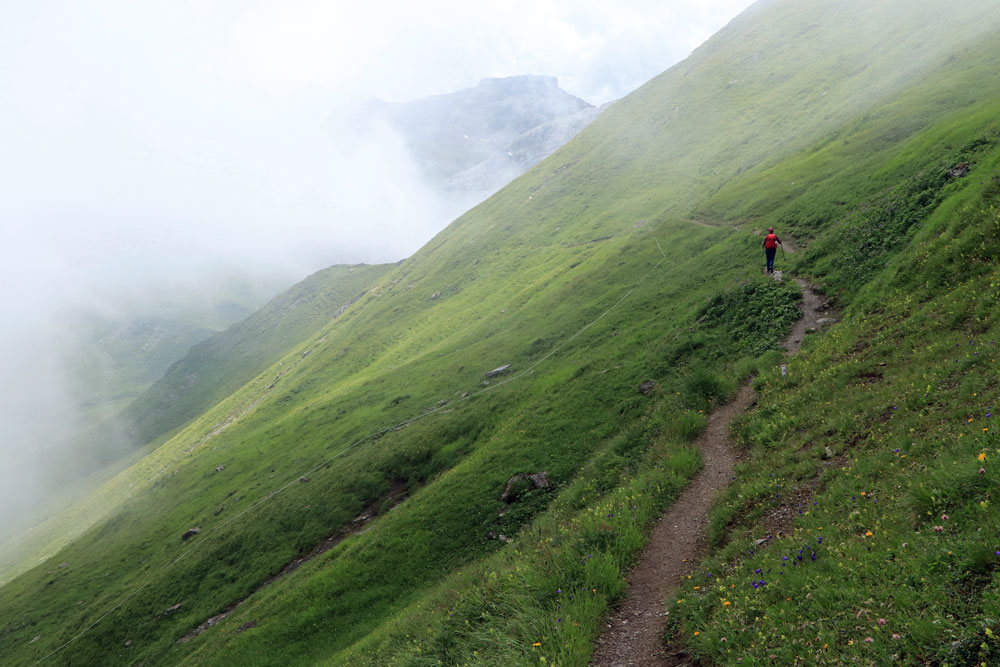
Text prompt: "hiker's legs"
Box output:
[[765, 248, 776, 272]]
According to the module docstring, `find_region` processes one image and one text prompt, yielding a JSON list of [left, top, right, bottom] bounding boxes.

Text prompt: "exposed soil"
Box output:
[[784, 279, 826, 356], [758, 483, 818, 541], [590, 384, 751, 667], [590, 272, 825, 667]]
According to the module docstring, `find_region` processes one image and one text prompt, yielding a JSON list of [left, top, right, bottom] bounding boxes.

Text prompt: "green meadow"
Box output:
[[4, 1, 1000, 665]]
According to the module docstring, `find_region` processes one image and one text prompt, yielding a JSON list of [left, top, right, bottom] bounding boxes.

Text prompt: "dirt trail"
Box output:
[[590, 274, 823, 667]]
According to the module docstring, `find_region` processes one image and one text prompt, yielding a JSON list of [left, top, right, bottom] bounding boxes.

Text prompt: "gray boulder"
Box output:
[[499, 472, 551, 503], [485, 364, 511, 378]]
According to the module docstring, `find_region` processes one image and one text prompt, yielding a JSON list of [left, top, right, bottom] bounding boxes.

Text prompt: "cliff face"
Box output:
[[362, 75, 603, 197]]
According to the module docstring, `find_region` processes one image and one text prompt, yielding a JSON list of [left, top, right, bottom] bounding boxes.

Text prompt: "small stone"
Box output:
[[215, 464, 225, 472], [499, 472, 551, 502], [181, 527, 201, 541], [816, 318, 838, 325], [948, 162, 971, 178], [638, 380, 656, 394], [529, 472, 551, 489], [299, 476, 310, 483], [485, 364, 511, 378]]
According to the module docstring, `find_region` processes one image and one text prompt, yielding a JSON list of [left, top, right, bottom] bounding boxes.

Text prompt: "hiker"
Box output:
[[762, 227, 782, 273]]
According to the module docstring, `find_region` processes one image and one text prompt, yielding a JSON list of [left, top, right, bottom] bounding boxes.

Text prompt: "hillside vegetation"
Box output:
[[0, 264, 391, 583], [3, 1, 1000, 665], [119, 263, 393, 448]]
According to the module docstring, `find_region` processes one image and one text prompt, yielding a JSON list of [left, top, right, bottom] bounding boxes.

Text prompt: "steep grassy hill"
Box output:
[[60, 275, 291, 429], [119, 263, 393, 448], [4, 1, 1000, 665], [0, 263, 391, 583]]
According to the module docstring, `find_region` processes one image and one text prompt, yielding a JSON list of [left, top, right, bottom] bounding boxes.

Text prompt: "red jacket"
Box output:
[[763, 233, 781, 249]]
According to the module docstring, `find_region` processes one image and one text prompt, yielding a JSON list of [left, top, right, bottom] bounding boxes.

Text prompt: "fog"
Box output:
[[0, 0, 755, 535]]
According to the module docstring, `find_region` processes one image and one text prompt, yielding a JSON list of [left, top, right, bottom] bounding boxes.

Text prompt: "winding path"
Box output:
[[590, 270, 824, 667]]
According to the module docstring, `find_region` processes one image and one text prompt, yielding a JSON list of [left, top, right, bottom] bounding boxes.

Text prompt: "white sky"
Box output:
[[0, 0, 755, 285], [0, 0, 755, 517]]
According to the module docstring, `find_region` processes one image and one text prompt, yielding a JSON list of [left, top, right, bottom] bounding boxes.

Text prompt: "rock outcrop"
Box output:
[[499, 472, 551, 503]]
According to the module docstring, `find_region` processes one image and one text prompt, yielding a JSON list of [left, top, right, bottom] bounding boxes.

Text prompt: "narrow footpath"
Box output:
[[590, 275, 824, 667]]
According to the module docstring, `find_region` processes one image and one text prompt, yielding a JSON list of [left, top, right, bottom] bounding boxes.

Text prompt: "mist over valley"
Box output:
[[7, 2, 1000, 665]]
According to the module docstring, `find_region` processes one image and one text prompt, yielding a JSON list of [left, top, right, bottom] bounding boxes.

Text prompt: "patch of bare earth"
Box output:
[[589, 385, 750, 667], [590, 273, 825, 667]]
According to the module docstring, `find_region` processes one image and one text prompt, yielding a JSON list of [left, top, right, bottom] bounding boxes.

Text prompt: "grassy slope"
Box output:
[[120, 263, 393, 446], [675, 140, 1000, 665], [4, 1, 1000, 666], [0, 263, 391, 586], [61, 275, 291, 429], [342, 9, 1000, 666], [65, 316, 217, 426], [668, 60, 1000, 667]]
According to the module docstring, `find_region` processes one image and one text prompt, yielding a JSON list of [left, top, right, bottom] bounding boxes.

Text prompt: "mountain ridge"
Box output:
[[357, 74, 602, 198], [5, 2, 1000, 665]]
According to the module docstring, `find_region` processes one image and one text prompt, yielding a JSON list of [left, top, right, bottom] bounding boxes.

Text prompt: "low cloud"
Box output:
[[0, 0, 755, 534]]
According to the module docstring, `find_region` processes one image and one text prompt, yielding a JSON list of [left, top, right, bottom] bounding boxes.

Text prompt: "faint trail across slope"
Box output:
[[32, 234, 670, 666], [591, 266, 822, 666]]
